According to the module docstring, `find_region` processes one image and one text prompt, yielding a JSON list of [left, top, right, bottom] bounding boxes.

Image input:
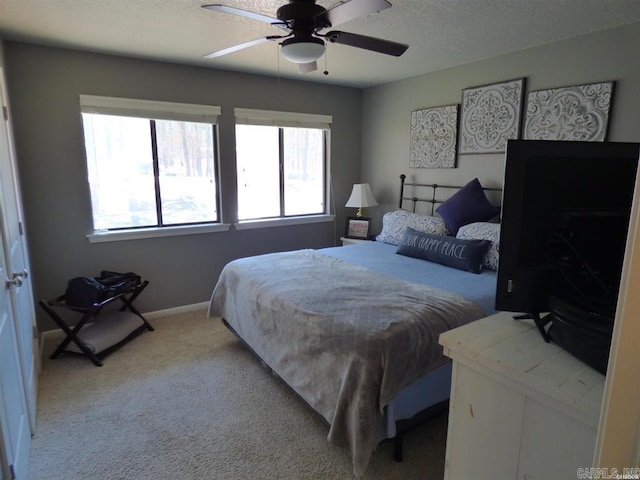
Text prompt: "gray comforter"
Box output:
[[208, 249, 485, 477]]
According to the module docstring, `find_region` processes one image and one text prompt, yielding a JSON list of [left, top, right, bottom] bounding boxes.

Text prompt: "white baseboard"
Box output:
[[143, 301, 209, 319]]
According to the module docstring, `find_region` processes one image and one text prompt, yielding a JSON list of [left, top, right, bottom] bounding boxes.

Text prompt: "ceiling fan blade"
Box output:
[[318, 0, 392, 27], [298, 61, 318, 73], [203, 37, 273, 59], [202, 4, 279, 25], [326, 31, 408, 56]]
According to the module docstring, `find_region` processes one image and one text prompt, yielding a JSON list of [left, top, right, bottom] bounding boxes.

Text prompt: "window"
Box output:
[[234, 108, 331, 221], [80, 96, 221, 231]]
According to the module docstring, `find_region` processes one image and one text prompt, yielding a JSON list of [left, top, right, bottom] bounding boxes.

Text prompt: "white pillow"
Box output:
[[376, 210, 448, 246], [456, 222, 500, 270]]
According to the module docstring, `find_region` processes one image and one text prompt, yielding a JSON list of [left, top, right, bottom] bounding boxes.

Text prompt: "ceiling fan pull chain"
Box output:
[[324, 47, 329, 76], [277, 43, 281, 87]]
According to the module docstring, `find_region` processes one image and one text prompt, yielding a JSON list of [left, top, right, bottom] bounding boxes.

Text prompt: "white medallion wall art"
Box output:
[[523, 81, 614, 141], [460, 78, 525, 154], [410, 104, 459, 168]]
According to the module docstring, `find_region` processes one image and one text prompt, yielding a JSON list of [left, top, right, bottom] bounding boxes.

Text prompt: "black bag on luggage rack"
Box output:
[[547, 296, 614, 375], [65, 271, 141, 308]]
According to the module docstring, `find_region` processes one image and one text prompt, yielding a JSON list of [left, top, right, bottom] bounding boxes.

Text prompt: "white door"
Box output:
[[0, 67, 38, 431], [0, 229, 30, 479]]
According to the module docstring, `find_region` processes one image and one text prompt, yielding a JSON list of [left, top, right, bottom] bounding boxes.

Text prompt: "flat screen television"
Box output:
[[496, 140, 639, 322]]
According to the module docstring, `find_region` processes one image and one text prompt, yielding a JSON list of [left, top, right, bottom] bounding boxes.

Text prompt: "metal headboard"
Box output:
[[399, 174, 502, 216]]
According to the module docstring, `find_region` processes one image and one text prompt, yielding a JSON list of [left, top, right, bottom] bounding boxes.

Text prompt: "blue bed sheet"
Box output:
[[321, 240, 497, 315]]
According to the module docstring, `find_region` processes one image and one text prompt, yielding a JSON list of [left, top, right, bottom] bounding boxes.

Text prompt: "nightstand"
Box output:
[[340, 237, 372, 246]]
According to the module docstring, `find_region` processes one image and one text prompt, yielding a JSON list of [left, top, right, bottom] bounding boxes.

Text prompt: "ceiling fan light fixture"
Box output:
[[280, 37, 325, 64]]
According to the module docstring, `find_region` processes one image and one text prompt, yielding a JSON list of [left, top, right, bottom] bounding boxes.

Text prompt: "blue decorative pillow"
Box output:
[[397, 228, 491, 274], [436, 178, 500, 235]]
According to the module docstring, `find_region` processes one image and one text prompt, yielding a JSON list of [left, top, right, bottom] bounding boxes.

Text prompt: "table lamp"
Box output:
[[345, 183, 378, 218]]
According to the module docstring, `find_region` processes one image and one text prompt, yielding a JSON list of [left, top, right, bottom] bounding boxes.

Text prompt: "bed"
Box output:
[[208, 175, 502, 478]]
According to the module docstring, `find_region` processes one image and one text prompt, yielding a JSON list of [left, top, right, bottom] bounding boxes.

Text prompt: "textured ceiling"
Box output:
[[1, 0, 640, 88]]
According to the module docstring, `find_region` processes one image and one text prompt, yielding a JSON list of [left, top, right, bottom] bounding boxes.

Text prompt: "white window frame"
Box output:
[[233, 108, 334, 230], [79, 95, 230, 242]]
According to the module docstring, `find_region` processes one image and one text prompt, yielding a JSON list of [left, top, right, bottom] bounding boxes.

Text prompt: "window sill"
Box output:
[[87, 223, 231, 243], [234, 214, 335, 231], [86, 215, 334, 242]]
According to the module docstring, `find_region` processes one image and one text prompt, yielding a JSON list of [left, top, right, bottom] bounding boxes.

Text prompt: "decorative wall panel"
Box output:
[[410, 104, 458, 168], [523, 81, 614, 141], [460, 78, 525, 154]]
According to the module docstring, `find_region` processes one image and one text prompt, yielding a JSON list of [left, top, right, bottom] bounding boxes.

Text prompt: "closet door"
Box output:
[[0, 68, 38, 430], [0, 231, 30, 480], [0, 64, 35, 479]]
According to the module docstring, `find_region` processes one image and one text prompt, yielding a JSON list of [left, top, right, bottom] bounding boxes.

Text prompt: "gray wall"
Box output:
[[6, 22, 640, 330], [3, 42, 362, 330], [361, 22, 640, 233]]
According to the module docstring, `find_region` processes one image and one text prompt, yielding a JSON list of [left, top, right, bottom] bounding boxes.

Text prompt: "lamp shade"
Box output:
[[345, 183, 378, 208]]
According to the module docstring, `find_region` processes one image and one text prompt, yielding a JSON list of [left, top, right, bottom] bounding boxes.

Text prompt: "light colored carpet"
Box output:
[[29, 309, 447, 479]]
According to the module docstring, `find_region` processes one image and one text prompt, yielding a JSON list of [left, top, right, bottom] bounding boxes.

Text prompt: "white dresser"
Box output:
[[439, 311, 606, 480]]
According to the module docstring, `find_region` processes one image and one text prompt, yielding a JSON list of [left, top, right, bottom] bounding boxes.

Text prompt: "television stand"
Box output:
[[512, 312, 551, 342], [440, 312, 605, 480]]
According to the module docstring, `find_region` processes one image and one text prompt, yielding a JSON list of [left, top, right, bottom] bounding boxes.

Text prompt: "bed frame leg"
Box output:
[[393, 434, 404, 462]]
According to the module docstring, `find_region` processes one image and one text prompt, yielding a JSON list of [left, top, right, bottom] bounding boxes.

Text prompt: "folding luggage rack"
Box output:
[[39, 280, 153, 366]]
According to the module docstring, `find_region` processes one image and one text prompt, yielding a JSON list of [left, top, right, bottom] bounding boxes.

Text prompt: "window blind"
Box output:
[[234, 108, 332, 130], [79, 95, 221, 123]]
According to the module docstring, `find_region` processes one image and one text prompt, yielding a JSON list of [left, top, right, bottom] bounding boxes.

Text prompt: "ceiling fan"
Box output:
[[201, 0, 409, 73]]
